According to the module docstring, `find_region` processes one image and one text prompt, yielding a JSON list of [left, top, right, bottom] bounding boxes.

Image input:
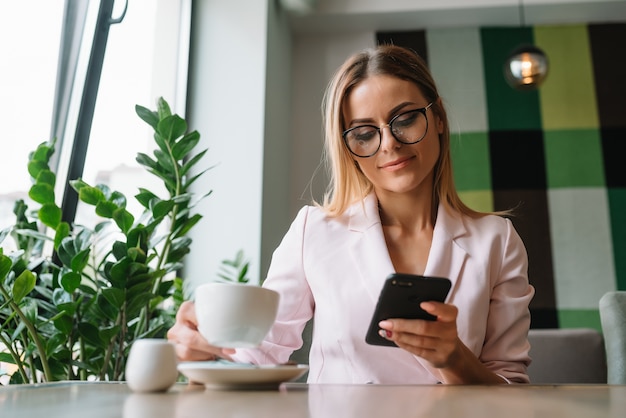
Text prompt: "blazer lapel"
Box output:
[[424, 204, 469, 301], [347, 193, 395, 303]]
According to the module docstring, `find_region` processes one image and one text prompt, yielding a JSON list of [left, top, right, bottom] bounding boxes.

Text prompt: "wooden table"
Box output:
[[1, 381, 624, 417]]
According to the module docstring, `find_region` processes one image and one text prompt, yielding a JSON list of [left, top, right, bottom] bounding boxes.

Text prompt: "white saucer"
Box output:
[[177, 361, 309, 390]]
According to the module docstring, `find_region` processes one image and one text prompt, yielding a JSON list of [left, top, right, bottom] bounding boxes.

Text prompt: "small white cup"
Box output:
[[195, 282, 280, 348], [125, 339, 178, 392]]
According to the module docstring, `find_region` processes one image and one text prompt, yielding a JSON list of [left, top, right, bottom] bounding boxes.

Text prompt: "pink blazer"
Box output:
[[233, 193, 535, 384]]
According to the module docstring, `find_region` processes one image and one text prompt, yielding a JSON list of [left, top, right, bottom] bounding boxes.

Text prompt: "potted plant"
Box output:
[[0, 97, 245, 384]]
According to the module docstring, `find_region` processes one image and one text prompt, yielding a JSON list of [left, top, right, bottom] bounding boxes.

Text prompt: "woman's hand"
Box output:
[[377, 301, 462, 368], [378, 301, 506, 384], [166, 301, 236, 361]]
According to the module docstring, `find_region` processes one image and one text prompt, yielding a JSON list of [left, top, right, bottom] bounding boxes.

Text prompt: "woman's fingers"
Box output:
[[167, 300, 236, 361], [377, 302, 460, 367]]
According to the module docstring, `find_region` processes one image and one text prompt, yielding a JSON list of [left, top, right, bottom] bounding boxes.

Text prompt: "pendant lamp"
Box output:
[[503, 0, 549, 90]]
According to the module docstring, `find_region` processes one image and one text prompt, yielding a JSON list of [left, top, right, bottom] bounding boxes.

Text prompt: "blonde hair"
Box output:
[[318, 44, 505, 218]]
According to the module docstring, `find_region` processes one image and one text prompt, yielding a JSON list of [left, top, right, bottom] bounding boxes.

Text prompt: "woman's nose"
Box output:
[[379, 124, 399, 151]]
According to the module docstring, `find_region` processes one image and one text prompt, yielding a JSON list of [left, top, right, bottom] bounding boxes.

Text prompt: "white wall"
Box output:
[[185, 0, 300, 291], [185, 0, 270, 292]]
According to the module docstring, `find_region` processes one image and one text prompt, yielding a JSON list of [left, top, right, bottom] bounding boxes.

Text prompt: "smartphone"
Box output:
[[365, 273, 452, 347]]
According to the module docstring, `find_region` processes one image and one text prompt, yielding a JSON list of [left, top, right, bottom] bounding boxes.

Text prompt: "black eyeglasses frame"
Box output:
[[342, 102, 434, 158]]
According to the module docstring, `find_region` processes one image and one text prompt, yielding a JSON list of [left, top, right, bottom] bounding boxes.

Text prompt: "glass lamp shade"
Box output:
[[503, 45, 549, 90]]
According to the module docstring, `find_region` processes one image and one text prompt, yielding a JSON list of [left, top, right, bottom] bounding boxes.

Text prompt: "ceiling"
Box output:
[[284, 0, 626, 34]]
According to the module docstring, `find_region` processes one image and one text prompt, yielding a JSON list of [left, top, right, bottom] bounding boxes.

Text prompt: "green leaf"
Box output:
[[158, 114, 187, 143], [127, 262, 149, 278], [173, 213, 203, 238], [112, 208, 134, 233], [126, 292, 153, 317], [73, 228, 93, 253], [112, 241, 127, 260], [109, 191, 127, 209], [20, 297, 38, 323], [153, 133, 168, 156], [154, 149, 176, 173], [126, 227, 147, 249], [54, 222, 70, 250], [37, 203, 61, 229], [27, 160, 48, 180], [135, 104, 159, 129], [60, 271, 81, 293], [109, 257, 131, 284], [95, 200, 117, 218], [78, 185, 105, 205], [96, 293, 118, 321], [0, 353, 16, 363], [101, 287, 125, 309], [157, 96, 172, 120], [135, 188, 159, 209], [30, 140, 54, 163], [127, 247, 147, 264], [53, 314, 73, 335], [69, 178, 89, 193], [52, 288, 72, 306], [180, 148, 209, 177], [166, 246, 190, 263], [70, 248, 90, 272], [29, 183, 55, 204], [0, 253, 12, 284], [152, 199, 175, 219], [57, 237, 76, 267], [171, 131, 200, 160], [78, 322, 103, 346], [15, 228, 51, 242], [170, 236, 192, 253], [99, 325, 121, 343], [136, 153, 158, 171], [157, 279, 175, 297], [36, 169, 57, 187], [12, 270, 36, 303], [46, 332, 69, 356]]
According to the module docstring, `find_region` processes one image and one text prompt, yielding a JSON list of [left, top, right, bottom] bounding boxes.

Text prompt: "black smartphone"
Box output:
[[365, 273, 452, 347]]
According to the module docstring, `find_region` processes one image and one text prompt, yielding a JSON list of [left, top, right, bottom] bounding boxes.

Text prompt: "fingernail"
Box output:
[[378, 329, 392, 339]]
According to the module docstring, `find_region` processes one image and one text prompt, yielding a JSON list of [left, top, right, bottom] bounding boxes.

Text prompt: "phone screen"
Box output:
[[365, 273, 452, 347]]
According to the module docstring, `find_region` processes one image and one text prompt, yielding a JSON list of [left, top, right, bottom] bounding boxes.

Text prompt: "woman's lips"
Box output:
[[380, 156, 414, 171]]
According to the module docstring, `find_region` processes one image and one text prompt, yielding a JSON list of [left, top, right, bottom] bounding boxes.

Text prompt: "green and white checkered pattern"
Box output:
[[377, 23, 626, 331]]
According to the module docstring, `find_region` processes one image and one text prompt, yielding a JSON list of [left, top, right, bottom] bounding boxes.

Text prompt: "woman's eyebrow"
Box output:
[[387, 101, 418, 118], [346, 101, 419, 127]]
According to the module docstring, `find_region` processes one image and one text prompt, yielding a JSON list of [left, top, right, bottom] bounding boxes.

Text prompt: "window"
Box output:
[[0, 0, 191, 240], [0, 1, 64, 232]]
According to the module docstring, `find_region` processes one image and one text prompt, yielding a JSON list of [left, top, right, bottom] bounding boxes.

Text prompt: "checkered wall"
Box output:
[[377, 23, 626, 331]]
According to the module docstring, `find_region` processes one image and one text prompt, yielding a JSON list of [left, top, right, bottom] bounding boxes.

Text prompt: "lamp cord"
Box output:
[[519, 0, 526, 27]]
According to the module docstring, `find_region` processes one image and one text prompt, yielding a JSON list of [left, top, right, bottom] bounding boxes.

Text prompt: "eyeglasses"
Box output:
[[342, 102, 433, 158]]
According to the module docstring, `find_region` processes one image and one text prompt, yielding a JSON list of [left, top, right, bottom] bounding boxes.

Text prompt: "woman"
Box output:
[[167, 44, 535, 384]]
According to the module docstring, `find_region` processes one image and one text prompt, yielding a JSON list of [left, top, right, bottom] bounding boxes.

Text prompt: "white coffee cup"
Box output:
[[125, 339, 178, 392], [194, 282, 280, 348]]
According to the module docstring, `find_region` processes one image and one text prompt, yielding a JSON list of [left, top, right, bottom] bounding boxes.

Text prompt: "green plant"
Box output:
[[0, 97, 210, 384], [217, 249, 250, 284]]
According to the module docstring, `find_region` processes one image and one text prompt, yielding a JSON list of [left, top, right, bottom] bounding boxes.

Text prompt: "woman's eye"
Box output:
[[393, 111, 419, 128], [350, 127, 377, 142]]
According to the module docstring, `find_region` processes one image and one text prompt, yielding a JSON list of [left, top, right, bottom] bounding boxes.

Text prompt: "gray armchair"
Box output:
[[527, 328, 607, 384], [599, 291, 626, 384]]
